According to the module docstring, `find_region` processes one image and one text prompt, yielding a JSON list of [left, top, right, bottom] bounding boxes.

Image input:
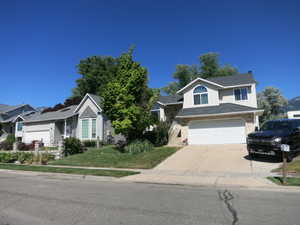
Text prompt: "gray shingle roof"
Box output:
[[158, 95, 183, 105], [0, 104, 27, 114], [79, 106, 97, 119], [176, 103, 262, 118], [24, 105, 78, 123], [206, 73, 256, 86], [88, 94, 102, 107]]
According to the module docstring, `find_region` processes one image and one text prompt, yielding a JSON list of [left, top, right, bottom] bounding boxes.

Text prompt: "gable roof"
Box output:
[[176, 103, 263, 118], [158, 95, 183, 105], [79, 106, 97, 119], [177, 73, 256, 94], [74, 93, 102, 113], [24, 105, 77, 123], [0, 104, 28, 114]]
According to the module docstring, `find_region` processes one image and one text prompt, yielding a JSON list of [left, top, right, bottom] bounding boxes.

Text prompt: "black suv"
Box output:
[[247, 119, 300, 162]]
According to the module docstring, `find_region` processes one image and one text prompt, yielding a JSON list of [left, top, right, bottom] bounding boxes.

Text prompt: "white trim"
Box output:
[[74, 93, 102, 113], [157, 101, 183, 106], [177, 78, 223, 94], [176, 110, 264, 119], [193, 85, 209, 105], [222, 84, 253, 89], [176, 76, 255, 94], [233, 87, 249, 102]]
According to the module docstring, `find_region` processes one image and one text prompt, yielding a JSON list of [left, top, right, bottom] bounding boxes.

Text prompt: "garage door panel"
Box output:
[[23, 131, 50, 146], [188, 119, 246, 145]]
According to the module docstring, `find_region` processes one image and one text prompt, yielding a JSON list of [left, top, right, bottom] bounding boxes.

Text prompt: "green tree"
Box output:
[[163, 52, 238, 95], [258, 87, 288, 124], [72, 56, 119, 98], [102, 49, 153, 142]]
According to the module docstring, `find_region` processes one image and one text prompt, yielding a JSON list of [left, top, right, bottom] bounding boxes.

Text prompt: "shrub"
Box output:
[[124, 140, 153, 154], [144, 121, 170, 147], [115, 140, 127, 152], [63, 137, 86, 156], [6, 134, 15, 145], [17, 152, 34, 164], [82, 140, 97, 148], [0, 152, 17, 163]]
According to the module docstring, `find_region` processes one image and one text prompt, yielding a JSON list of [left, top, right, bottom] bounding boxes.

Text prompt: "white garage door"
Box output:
[[23, 131, 51, 146], [188, 119, 246, 145]]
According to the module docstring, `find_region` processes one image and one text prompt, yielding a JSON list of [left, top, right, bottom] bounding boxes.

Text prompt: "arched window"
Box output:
[[193, 85, 208, 105]]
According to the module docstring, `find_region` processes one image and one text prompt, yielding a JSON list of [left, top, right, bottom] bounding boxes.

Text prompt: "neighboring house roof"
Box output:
[[176, 103, 263, 118], [24, 105, 78, 123], [158, 95, 183, 105], [2, 110, 37, 123], [79, 106, 97, 119], [74, 93, 102, 113], [177, 73, 256, 94], [0, 104, 28, 114]]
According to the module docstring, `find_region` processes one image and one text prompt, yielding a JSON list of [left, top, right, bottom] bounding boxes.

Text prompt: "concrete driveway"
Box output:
[[123, 144, 281, 188]]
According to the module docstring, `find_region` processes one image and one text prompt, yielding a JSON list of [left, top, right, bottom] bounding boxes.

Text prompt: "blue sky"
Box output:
[[1, 0, 299, 107]]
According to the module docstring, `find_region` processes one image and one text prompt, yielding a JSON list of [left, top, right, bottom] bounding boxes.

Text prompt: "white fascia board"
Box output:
[[176, 110, 264, 119], [74, 94, 102, 113], [176, 78, 224, 94]]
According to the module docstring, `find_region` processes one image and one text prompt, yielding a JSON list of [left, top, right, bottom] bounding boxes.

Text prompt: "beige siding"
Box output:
[[219, 84, 257, 108], [183, 80, 220, 108]]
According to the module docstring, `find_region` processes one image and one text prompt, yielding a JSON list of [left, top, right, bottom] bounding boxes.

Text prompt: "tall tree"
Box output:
[[258, 87, 288, 124], [102, 49, 154, 142], [163, 52, 238, 95], [72, 56, 119, 98]]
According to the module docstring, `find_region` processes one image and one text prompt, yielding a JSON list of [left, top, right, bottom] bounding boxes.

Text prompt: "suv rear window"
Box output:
[[261, 121, 293, 131]]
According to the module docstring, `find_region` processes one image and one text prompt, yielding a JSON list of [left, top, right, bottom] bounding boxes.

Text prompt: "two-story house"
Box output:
[[156, 72, 264, 145], [0, 104, 36, 142]]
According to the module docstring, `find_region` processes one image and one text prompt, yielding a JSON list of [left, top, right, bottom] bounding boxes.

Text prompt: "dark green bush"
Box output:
[[0, 152, 34, 164], [82, 140, 97, 147], [144, 121, 170, 147], [124, 140, 153, 154], [63, 137, 86, 156]]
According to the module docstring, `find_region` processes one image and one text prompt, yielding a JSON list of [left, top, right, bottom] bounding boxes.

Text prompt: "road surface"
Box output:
[[0, 171, 299, 225]]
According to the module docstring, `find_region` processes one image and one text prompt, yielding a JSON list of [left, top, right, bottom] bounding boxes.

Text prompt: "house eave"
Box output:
[[176, 110, 264, 119], [157, 101, 183, 106]]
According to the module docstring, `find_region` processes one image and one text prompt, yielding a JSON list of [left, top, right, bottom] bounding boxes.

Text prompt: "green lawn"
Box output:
[[50, 145, 180, 169], [267, 176, 300, 186], [272, 156, 300, 173], [0, 163, 138, 177]]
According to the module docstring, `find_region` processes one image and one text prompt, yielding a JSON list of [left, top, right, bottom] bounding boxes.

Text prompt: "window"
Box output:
[[193, 86, 208, 105], [234, 88, 248, 101], [17, 122, 23, 131], [82, 119, 89, 139], [92, 119, 97, 138]]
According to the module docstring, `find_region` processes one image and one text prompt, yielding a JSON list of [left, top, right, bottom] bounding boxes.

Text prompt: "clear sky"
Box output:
[[1, 0, 299, 107]]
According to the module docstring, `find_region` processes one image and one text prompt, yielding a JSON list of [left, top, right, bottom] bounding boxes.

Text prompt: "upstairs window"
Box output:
[[234, 88, 248, 101], [193, 86, 208, 105]]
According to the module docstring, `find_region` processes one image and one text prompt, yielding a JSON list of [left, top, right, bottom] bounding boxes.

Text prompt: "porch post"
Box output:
[[64, 119, 67, 139]]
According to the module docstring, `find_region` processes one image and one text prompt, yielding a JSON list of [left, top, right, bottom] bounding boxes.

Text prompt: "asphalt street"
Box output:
[[0, 171, 299, 225]]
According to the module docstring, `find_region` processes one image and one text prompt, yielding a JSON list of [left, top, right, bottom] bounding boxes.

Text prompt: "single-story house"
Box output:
[[155, 72, 264, 145], [17, 93, 115, 147]]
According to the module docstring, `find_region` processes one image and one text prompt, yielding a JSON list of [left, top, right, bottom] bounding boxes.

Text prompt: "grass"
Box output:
[[49, 145, 180, 169], [267, 176, 300, 186], [272, 156, 300, 173], [0, 163, 139, 177]]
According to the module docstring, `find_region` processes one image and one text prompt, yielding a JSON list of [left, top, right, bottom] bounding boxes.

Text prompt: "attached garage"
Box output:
[[23, 123, 52, 146], [188, 119, 246, 145]]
